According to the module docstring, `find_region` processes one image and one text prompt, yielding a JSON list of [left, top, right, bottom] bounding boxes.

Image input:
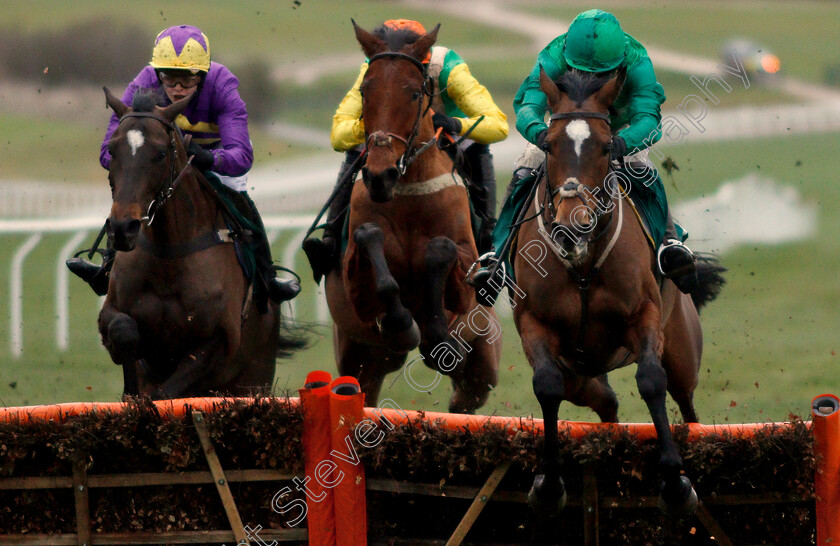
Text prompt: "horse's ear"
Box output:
[[597, 65, 627, 108], [104, 87, 130, 118], [538, 66, 564, 113], [352, 19, 385, 58], [159, 93, 192, 123], [408, 23, 440, 61]]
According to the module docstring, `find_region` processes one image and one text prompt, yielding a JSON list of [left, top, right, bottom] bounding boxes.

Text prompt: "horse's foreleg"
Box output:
[[519, 314, 567, 515], [152, 337, 225, 400], [633, 303, 698, 518], [99, 304, 141, 396], [353, 223, 419, 352]]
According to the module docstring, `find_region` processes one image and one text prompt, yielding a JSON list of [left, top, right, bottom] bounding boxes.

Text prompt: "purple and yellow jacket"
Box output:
[[100, 62, 253, 188]]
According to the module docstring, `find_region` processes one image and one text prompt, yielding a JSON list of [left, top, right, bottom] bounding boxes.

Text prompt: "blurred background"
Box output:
[[1, 0, 838, 424]]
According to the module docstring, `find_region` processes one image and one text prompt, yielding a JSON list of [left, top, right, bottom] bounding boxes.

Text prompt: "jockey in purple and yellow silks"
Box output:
[[302, 19, 509, 283], [67, 25, 300, 304]]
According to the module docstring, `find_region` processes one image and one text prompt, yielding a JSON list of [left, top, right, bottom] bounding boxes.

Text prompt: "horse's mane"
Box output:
[[555, 70, 613, 105], [131, 88, 165, 112], [372, 25, 421, 53]]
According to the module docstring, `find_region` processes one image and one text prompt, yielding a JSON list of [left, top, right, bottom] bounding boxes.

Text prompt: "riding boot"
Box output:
[[466, 146, 498, 255], [467, 167, 530, 307], [302, 149, 361, 282], [658, 212, 698, 294], [240, 193, 301, 304], [66, 237, 114, 297]]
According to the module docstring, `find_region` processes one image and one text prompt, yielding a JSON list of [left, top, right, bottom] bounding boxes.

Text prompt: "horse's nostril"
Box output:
[[127, 219, 142, 234]]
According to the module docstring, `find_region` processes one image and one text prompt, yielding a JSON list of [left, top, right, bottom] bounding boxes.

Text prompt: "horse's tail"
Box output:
[[690, 253, 727, 311], [276, 313, 309, 359]]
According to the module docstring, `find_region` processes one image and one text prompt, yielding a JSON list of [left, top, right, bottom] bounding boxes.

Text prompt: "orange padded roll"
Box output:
[[300, 371, 336, 546], [812, 394, 840, 544], [329, 376, 367, 546]]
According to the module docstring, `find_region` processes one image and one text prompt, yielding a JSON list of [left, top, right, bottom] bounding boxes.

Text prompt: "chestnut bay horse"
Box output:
[[323, 22, 500, 413], [99, 88, 296, 399], [512, 68, 724, 517]]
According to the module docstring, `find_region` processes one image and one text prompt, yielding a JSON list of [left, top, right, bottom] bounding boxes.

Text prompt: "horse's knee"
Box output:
[[636, 361, 667, 403], [533, 364, 564, 405], [353, 222, 383, 247], [425, 237, 457, 270], [104, 314, 140, 365]]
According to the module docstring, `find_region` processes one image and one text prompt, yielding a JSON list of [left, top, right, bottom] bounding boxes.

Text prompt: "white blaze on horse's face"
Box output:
[[565, 119, 590, 158], [127, 129, 144, 157]]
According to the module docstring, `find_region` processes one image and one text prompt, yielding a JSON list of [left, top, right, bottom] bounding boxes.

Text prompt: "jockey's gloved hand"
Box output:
[[610, 135, 627, 162], [432, 113, 462, 135], [536, 129, 549, 151], [188, 141, 215, 171]]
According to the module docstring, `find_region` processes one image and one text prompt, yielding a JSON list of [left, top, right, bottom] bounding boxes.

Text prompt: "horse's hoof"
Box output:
[[528, 474, 567, 516], [387, 319, 421, 353], [658, 475, 698, 518]]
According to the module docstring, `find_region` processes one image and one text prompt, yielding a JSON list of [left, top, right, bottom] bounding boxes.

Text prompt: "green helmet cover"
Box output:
[[564, 9, 626, 72]]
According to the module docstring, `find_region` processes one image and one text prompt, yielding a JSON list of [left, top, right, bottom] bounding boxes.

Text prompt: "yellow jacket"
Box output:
[[330, 46, 509, 151]]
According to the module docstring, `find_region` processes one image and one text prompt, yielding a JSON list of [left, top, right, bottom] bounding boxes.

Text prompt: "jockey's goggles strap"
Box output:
[[368, 51, 427, 75], [550, 111, 611, 123]]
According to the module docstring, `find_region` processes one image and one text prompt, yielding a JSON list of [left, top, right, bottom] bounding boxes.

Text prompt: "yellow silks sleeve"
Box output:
[[445, 63, 509, 145], [330, 62, 368, 151]]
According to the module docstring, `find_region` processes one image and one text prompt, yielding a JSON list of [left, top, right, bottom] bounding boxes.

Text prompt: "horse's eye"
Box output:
[[411, 90, 422, 101], [156, 150, 167, 162]]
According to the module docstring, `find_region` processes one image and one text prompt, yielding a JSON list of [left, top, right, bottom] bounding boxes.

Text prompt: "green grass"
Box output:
[[1, 1, 837, 425], [2, 132, 838, 423], [522, 0, 840, 85]]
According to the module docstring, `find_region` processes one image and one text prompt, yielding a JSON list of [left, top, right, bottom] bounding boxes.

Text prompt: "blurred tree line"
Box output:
[[0, 18, 278, 119]]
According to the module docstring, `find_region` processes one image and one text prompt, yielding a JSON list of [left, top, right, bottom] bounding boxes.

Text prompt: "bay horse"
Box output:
[[323, 22, 500, 413], [512, 68, 724, 516], [99, 88, 291, 399]]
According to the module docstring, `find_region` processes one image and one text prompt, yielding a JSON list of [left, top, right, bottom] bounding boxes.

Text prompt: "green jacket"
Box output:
[[513, 33, 666, 154]]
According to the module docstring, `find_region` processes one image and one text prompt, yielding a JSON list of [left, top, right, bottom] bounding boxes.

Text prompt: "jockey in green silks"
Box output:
[[470, 9, 698, 306]]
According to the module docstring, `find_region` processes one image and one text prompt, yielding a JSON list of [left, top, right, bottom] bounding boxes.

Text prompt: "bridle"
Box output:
[[115, 112, 194, 225], [541, 110, 616, 229], [364, 51, 440, 175]]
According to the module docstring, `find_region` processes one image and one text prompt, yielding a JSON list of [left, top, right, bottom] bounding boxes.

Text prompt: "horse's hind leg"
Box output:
[[633, 302, 698, 517], [154, 337, 226, 399], [335, 327, 408, 407], [448, 330, 500, 414], [663, 293, 703, 423], [353, 222, 419, 352], [419, 237, 469, 374], [574, 375, 619, 423]]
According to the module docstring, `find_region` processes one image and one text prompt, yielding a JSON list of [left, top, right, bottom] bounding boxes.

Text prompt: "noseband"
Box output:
[[116, 112, 194, 225], [364, 51, 437, 175]]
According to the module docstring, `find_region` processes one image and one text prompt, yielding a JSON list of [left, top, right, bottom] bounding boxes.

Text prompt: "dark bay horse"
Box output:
[[323, 22, 500, 413], [99, 88, 288, 399], [513, 68, 724, 516]]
